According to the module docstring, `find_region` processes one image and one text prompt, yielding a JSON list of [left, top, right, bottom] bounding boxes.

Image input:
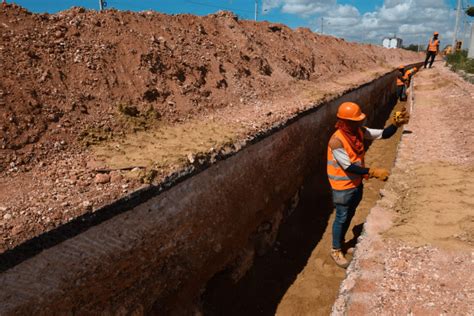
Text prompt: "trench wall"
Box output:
[[0, 66, 418, 315]]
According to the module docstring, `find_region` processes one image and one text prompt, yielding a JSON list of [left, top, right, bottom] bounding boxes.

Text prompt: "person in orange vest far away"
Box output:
[[403, 66, 417, 88], [424, 32, 439, 68], [327, 102, 409, 268], [396, 65, 407, 101]]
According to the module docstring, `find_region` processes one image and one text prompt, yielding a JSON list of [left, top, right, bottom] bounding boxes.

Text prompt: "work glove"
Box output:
[[393, 108, 410, 127], [368, 168, 390, 181]]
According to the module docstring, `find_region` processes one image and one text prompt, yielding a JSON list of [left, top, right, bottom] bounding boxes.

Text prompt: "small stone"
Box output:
[[94, 173, 110, 184], [110, 171, 123, 183], [11, 225, 24, 236], [187, 153, 195, 164], [3, 213, 12, 220], [82, 200, 92, 210], [0, 206, 8, 212]]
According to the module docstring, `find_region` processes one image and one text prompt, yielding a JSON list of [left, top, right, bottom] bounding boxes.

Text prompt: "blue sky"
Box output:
[[10, 0, 471, 45]]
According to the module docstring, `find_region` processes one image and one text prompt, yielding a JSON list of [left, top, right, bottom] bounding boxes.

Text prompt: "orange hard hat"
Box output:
[[414, 67, 418, 71], [337, 102, 366, 121], [434, 32, 439, 36], [398, 65, 404, 69]]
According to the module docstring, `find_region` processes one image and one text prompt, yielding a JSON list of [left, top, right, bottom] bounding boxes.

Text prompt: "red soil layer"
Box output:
[[0, 4, 420, 252]]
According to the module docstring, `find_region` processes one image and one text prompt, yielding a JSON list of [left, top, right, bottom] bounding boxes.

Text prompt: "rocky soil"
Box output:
[[0, 3, 420, 252]]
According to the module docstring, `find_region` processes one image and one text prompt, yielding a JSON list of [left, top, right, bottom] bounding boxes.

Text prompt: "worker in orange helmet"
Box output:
[[424, 32, 440, 68], [327, 102, 409, 268], [396, 65, 407, 101], [403, 66, 418, 88]]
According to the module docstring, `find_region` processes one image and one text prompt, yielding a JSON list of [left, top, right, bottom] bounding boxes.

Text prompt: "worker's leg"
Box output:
[[339, 185, 363, 245], [429, 52, 436, 68], [332, 185, 363, 250], [424, 52, 430, 68], [397, 85, 403, 100]]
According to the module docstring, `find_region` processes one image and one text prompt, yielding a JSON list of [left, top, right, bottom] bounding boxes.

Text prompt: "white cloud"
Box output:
[[262, 0, 460, 46], [281, 0, 336, 16]]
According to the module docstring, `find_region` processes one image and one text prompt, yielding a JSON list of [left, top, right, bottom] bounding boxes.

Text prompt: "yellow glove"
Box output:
[[368, 168, 390, 181], [393, 108, 410, 127]]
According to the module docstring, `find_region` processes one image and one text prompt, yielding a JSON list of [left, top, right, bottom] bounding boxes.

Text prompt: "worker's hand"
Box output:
[[368, 168, 390, 181], [393, 108, 410, 127]]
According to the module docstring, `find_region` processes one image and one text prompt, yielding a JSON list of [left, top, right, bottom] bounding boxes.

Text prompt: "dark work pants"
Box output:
[[424, 51, 436, 68], [397, 85, 407, 101], [331, 185, 363, 249]]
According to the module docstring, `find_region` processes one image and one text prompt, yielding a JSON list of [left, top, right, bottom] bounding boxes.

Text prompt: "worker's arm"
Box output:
[[362, 125, 398, 140]]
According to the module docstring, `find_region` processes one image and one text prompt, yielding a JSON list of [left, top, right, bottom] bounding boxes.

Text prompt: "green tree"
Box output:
[[403, 44, 419, 52], [466, 6, 474, 17]]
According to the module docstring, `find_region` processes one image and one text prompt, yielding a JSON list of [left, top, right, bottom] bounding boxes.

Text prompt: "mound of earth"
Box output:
[[0, 3, 421, 251]]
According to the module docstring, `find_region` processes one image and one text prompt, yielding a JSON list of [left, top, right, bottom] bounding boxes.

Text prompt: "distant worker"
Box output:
[[396, 65, 407, 101], [424, 32, 440, 68], [403, 66, 417, 88], [327, 102, 409, 268]]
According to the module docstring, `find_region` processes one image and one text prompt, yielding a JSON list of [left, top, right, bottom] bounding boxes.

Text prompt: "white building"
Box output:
[[382, 37, 403, 49]]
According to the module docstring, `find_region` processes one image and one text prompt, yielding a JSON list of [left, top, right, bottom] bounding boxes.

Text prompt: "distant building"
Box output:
[[382, 37, 403, 49]]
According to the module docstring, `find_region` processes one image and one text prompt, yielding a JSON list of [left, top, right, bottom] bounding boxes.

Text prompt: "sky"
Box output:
[[10, 0, 474, 46]]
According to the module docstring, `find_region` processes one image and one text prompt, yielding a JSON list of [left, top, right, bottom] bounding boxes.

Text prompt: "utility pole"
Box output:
[[255, 0, 258, 21], [469, 22, 474, 58], [99, 0, 107, 11], [321, 17, 324, 34], [452, 0, 462, 52]]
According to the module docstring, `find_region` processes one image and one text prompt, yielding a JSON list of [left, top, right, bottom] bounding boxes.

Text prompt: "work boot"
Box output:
[[330, 249, 349, 268]]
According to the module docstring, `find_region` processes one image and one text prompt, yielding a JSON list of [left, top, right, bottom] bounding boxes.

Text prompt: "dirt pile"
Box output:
[[0, 4, 421, 252], [1, 4, 418, 173]]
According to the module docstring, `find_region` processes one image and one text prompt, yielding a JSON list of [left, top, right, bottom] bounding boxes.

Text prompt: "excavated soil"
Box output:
[[333, 64, 474, 315], [0, 4, 420, 252]]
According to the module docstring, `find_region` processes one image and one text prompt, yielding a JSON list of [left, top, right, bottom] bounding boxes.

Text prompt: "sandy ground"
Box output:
[[333, 63, 474, 315]]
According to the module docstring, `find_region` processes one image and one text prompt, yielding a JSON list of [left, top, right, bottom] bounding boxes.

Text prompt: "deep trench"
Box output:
[[0, 68, 422, 315], [200, 96, 398, 315]]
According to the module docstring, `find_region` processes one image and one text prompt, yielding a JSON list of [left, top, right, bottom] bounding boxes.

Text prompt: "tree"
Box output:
[[466, 6, 474, 17], [403, 44, 419, 52]]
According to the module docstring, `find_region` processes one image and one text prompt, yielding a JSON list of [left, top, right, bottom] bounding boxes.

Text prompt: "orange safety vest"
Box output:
[[403, 69, 415, 84], [404, 69, 414, 78], [428, 39, 439, 52], [396, 75, 404, 86], [327, 129, 365, 190]]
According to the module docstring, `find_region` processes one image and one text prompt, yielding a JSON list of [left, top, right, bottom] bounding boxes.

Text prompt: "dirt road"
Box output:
[[333, 64, 474, 314]]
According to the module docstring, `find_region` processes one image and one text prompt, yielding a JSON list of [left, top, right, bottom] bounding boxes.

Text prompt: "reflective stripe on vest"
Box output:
[[327, 129, 365, 190], [428, 39, 439, 52]]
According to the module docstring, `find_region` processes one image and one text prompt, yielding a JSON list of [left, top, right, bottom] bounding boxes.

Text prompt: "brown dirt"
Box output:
[[0, 3, 420, 252], [333, 64, 474, 315]]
